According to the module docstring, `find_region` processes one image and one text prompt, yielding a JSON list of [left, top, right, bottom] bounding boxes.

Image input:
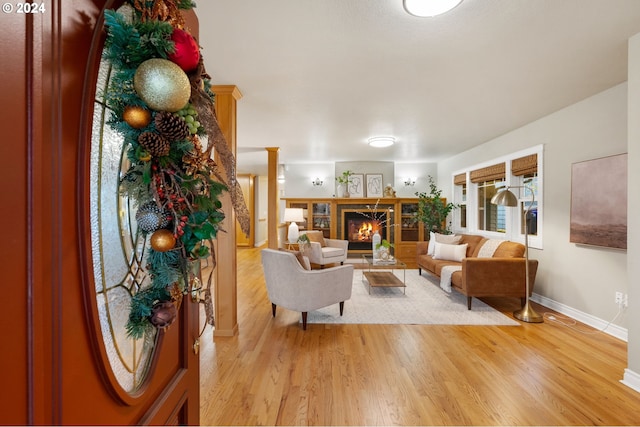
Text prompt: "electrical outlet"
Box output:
[[615, 291, 624, 305], [622, 293, 628, 308]]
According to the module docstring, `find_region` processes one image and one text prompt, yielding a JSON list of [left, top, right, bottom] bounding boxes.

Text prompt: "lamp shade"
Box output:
[[283, 208, 304, 223], [491, 188, 518, 207]]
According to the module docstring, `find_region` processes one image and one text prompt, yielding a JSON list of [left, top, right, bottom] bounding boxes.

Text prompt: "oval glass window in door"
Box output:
[[89, 55, 157, 394]]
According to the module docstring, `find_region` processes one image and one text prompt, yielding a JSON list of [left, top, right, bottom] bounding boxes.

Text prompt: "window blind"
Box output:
[[469, 163, 505, 183], [511, 154, 537, 176]]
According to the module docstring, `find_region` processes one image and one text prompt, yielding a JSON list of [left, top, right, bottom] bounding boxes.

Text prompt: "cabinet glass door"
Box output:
[[312, 203, 331, 238], [400, 202, 419, 241]]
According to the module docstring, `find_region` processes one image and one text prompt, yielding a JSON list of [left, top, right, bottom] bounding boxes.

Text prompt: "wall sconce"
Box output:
[[404, 178, 416, 187], [312, 178, 323, 187]]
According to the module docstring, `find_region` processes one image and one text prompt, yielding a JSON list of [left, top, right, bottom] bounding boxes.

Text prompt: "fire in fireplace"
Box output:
[[347, 219, 381, 243], [342, 210, 388, 250]]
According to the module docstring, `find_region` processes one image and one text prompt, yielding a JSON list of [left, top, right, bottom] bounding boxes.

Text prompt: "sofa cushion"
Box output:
[[433, 242, 468, 262], [493, 241, 525, 257], [460, 235, 488, 257], [428, 232, 462, 255], [305, 230, 326, 247], [321, 246, 345, 259]]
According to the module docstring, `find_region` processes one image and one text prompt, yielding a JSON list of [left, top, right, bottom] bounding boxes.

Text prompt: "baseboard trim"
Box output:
[[530, 293, 628, 342], [621, 369, 640, 394]]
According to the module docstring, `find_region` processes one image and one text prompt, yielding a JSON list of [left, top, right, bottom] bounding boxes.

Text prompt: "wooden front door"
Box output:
[[1, 1, 200, 424]]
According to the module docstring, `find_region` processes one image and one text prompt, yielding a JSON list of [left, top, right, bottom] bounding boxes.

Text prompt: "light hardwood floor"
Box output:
[[199, 246, 639, 426]]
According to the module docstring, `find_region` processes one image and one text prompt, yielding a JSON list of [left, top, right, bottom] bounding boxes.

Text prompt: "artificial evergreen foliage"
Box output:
[[102, 1, 229, 338]]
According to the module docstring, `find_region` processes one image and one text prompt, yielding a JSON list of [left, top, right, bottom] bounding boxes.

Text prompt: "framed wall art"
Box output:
[[348, 174, 364, 198], [570, 153, 627, 249], [366, 173, 383, 198]]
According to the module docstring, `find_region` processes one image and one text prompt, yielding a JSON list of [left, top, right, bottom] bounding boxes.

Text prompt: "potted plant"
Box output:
[[335, 170, 353, 198], [375, 239, 394, 261], [297, 233, 311, 254], [415, 175, 459, 234]]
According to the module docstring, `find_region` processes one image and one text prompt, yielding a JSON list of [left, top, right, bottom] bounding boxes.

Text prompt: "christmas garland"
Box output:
[[102, 1, 248, 338]]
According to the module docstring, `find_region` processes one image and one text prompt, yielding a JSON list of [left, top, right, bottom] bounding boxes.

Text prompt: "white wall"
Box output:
[[624, 32, 640, 390], [394, 162, 438, 198], [438, 83, 629, 333], [282, 163, 335, 198], [281, 160, 438, 198]]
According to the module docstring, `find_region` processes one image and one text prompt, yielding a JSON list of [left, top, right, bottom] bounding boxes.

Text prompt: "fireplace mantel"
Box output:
[[283, 197, 424, 267]]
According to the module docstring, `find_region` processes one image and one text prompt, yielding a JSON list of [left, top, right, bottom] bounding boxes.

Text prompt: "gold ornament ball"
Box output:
[[150, 229, 176, 252], [123, 105, 151, 129], [134, 58, 191, 112]]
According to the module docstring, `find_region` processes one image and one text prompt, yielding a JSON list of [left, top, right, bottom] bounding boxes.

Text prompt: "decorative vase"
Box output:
[[337, 183, 350, 198], [372, 230, 381, 259]]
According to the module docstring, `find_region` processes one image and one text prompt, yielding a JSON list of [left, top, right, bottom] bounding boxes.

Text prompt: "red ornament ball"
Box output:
[[168, 28, 200, 72]]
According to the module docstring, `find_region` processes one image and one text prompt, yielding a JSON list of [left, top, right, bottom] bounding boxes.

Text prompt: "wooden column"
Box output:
[[211, 85, 242, 337], [266, 147, 280, 249]]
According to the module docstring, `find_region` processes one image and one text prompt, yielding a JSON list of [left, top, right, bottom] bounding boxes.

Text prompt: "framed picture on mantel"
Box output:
[[348, 174, 364, 198], [366, 174, 383, 198]]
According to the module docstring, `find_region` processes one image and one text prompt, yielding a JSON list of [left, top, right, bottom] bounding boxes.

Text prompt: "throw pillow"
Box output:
[[280, 248, 311, 270], [427, 232, 462, 256], [433, 242, 468, 262], [305, 230, 326, 247]]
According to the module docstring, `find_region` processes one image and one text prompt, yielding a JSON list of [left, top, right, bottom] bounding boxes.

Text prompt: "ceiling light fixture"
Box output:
[[403, 0, 463, 17], [368, 136, 395, 148]]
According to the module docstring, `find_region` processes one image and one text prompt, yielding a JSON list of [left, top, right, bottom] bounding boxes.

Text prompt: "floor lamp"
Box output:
[[491, 183, 543, 323]]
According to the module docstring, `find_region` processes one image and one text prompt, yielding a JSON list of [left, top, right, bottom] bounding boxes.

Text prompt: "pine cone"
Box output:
[[136, 201, 171, 233], [155, 111, 190, 141], [138, 132, 170, 157]]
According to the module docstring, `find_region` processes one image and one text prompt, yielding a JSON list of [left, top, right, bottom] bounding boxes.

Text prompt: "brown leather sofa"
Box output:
[[416, 234, 538, 309]]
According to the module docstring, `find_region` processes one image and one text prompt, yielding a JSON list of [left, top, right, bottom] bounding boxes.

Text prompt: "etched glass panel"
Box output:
[[90, 56, 156, 394]]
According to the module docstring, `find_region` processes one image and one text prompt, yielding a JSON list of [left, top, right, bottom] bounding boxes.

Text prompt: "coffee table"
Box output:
[[361, 255, 407, 294]]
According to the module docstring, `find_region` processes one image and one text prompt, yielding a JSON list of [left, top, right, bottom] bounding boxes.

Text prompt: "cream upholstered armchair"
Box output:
[[300, 230, 349, 268], [261, 248, 354, 330]]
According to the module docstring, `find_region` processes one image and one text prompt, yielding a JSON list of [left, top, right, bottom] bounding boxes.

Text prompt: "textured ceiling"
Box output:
[[196, 0, 640, 175]]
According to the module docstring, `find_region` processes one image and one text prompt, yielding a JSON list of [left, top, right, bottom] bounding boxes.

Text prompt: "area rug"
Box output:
[[305, 269, 520, 326]]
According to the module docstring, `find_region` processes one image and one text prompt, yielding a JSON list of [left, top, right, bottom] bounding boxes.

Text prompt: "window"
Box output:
[[511, 153, 539, 241], [519, 173, 538, 236], [469, 162, 506, 233], [451, 146, 543, 248], [477, 179, 505, 232], [453, 173, 467, 229]]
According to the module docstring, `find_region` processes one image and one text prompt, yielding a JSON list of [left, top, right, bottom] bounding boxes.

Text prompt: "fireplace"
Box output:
[[343, 210, 388, 251]]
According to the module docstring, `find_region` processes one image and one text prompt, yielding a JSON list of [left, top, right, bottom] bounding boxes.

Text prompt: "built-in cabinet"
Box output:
[[284, 198, 424, 267], [286, 199, 335, 239], [394, 200, 424, 265]]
